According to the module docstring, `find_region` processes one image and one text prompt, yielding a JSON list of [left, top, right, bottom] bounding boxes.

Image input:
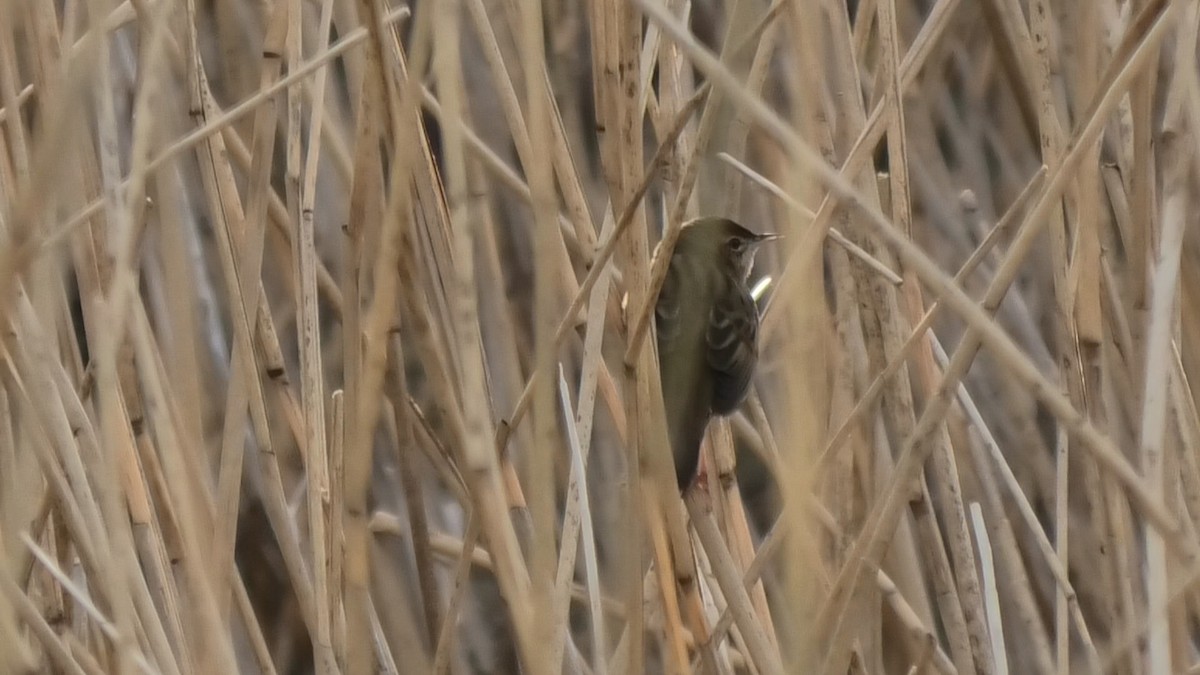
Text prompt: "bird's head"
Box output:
[[678, 217, 779, 281]]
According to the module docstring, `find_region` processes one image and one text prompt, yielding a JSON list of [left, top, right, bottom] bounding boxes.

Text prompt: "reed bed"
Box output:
[[1, 0, 1199, 673]]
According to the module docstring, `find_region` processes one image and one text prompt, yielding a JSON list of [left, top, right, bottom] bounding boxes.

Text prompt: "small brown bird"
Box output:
[[655, 217, 777, 489]]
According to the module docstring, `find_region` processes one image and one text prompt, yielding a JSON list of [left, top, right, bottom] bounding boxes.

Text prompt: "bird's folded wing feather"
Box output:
[[706, 289, 758, 414]]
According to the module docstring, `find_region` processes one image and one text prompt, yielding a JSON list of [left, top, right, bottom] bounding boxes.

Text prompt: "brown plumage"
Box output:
[[655, 217, 776, 489]]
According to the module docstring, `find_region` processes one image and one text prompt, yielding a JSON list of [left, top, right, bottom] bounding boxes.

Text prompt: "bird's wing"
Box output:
[[706, 288, 759, 414]]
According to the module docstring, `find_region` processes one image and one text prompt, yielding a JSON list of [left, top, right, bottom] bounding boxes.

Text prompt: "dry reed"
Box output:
[[1, 0, 1199, 673]]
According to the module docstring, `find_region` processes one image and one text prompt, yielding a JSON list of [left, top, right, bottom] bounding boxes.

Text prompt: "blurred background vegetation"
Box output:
[[1, 0, 1199, 673]]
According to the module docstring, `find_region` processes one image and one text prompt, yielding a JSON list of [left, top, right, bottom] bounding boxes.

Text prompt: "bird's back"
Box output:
[[656, 241, 717, 487]]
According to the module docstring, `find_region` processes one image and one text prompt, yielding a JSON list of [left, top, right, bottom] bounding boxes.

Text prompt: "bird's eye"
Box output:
[[728, 237, 746, 253]]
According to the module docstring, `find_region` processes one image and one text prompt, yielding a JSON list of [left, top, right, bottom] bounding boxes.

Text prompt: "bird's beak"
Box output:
[[753, 232, 782, 244]]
